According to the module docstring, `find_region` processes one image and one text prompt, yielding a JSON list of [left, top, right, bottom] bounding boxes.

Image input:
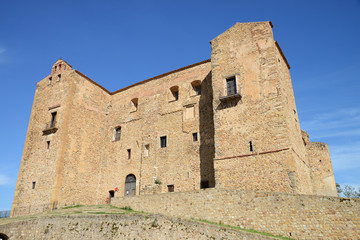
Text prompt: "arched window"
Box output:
[[191, 80, 202, 95], [170, 86, 179, 101], [131, 98, 138, 112], [124, 174, 136, 196], [0, 233, 9, 240]]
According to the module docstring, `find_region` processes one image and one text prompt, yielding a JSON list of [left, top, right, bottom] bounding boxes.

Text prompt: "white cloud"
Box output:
[[0, 174, 9, 185], [330, 141, 360, 171], [301, 107, 360, 138]]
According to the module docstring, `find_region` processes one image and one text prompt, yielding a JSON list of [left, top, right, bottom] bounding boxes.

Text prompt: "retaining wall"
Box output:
[[0, 214, 275, 240], [113, 188, 360, 239]]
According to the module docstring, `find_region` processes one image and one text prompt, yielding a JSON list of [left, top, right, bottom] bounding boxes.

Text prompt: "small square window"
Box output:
[[226, 76, 237, 96], [160, 136, 167, 148], [127, 149, 131, 159], [192, 133, 198, 142], [167, 184, 174, 192]]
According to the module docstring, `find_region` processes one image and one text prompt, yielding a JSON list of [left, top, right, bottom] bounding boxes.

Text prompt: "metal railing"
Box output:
[[0, 210, 10, 218], [11, 202, 58, 217]]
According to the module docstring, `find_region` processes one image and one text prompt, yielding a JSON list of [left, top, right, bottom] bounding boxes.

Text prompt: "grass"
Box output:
[[61, 205, 84, 209], [193, 218, 291, 240]]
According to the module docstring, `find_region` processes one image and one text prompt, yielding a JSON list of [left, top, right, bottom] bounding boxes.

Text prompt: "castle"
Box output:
[[11, 21, 337, 216]]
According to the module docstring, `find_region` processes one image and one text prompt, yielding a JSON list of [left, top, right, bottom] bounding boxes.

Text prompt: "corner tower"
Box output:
[[210, 22, 315, 194]]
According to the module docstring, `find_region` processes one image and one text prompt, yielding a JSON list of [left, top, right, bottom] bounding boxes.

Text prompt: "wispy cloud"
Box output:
[[331, 141, 360, 171], [0, 174, 9, 185], [301, 107, 360, 138]]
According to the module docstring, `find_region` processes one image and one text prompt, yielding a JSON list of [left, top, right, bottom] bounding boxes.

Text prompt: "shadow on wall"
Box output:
[[199, 71, 215, 188]]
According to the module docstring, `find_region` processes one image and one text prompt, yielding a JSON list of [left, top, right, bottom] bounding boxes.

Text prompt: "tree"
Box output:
[[336, 183, 360, 198]]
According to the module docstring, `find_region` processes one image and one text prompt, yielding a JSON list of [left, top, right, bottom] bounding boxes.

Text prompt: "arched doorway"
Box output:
[[124, 174, 136, 196], [0, 233, 9, 240]]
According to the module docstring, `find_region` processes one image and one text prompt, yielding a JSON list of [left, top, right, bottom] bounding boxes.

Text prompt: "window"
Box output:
[[144, 144, 150, 157], [114, 127, 121, 141], [54, 66, 57, 72], [249, 141, 253, 152], [167, 184, 174, 192], [170, 86, 179, 101], [50, 112, 57, 128], [131, 98, 138, 112], [127, 149, 131, 159], [46, 141, 50, 149], [160, 136, 167, 148], [57, 74, 61, 81], [192, 132, 198, 142], [49, 77, 52, 85], [191, 80, 202, 95], [32, 181, 36, 189], [226, 76, 237, 96]]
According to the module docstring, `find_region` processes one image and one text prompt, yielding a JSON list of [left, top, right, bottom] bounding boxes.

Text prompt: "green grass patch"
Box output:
[[62, 205, 84, 209], [72, 211, 83, 214], [194, 218, 291, 240], [120, 206, 133, 211], [89, 212, 126, 215]]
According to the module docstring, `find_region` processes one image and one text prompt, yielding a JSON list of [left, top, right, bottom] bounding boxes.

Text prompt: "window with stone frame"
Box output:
[[226, 76, 237, 96]]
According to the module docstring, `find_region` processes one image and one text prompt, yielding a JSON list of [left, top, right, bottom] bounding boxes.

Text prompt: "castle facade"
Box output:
[[12, 22, 337, 216]]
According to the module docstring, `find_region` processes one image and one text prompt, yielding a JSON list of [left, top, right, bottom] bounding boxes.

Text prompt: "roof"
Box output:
[[74, 59, 211, 95]]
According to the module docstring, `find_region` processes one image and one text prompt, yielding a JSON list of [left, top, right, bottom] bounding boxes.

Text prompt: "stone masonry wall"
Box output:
[[12, 64, 76, 216], [113, 188, 360, 239], [307, 142, 337, 196], [0, 214, 276, 240], [211, 22, 299, 194]]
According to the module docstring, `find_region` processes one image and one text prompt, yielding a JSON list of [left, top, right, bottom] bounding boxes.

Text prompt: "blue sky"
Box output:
[[0, 0, 359, 210]]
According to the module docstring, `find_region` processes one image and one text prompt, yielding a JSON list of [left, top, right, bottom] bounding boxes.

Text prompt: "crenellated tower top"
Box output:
[[51, 59, 72, 75]]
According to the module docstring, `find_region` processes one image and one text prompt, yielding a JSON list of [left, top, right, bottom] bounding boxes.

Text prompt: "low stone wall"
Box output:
[[0, 214, 275, 240], [113, 188, 360, 239]]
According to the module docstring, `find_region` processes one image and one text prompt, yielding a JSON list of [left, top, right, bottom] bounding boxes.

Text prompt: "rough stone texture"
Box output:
[[0, 214, 277, 240], [12, 21, 337, 217], [113, 188, 360, 240]]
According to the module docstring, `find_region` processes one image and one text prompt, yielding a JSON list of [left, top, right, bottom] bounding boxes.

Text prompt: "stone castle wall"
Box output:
[[12, 21, 338, 217], [113, 188, 360, 240], [0, 214, 276, 240]]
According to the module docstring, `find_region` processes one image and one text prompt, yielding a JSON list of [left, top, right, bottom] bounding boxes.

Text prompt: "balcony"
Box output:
[[219, 93, 241, 102], [42, 121, 58, 135]]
